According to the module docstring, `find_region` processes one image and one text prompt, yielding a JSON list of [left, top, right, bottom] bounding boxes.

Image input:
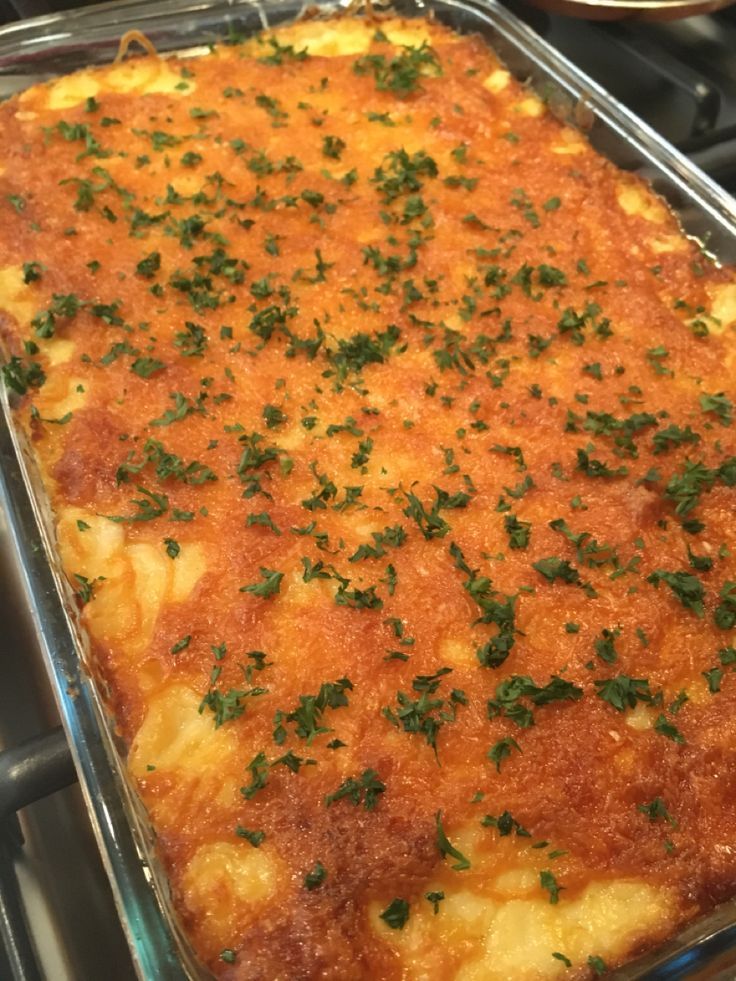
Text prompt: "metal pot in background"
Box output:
[[519, 0, 736, 21]]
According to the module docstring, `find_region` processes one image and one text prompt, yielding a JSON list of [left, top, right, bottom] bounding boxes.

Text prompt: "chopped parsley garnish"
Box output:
[[304, 861, 327, 890], [150, 391, 207, 428], [652, 424, 701, 455], [540, 870, 563, 904], [22, 261, 43, 283], [488, 736, 522, 773], [257, 35, 309, 65], [504, 513, 531, 549], [646, 569, 704, 617], [594, 627, 620, 664], [704, 667, 724, 693], [135, 251, 161, 278], [637, 797, 678, 826], [403, 486, 470, 540], [425, 891, 445, 913], [131, 357, 165, 378], [349, 525, 406, 561], [481, 810, 530, 837], [382, 666, 464, 762], [273, 678, 352, 744], [326, 325, 401, 381], [714, 581, 736, 629], [371, 148, 438, 203], [557, 301, 612, 344], [379, 898, 410, 929], [31, 292, 83, 338], [595, 675, 654, 711], [353, 42, 441, 97], [334, 578, 383, 610], [199, 681, 267, 728], [700, 391, 732, 426], [174, 320, 208, 358], [246, 512, 281, 535], [576, 448, 628, 479], [687, 545, 713, 572], [262, 403, 287, 429], [7, 193, 25, 213], [116, 438, 216, 486], [163, 537, 180, 559], [654, 713, 686, 744], [487, 674, 583, 728], [322, 134, 346, 159], [240, 751, 269, 800], [532, 556, 581, 585], [106, 485, 169, 523], [73, 573, 101, 604], [435, 811, 470, 870], [325, 769, 385, 810], [664, 457, 736, 517], [235, 825, 265, 847], [239, 567, 283, 598], [449, 543, 517, 669], [2, 356, 45, 395]]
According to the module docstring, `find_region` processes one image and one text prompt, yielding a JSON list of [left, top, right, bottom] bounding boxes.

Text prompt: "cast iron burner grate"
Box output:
[[0, 729, 75, 981], [507, 1, 736, 193], [0, 4, 734, 980]]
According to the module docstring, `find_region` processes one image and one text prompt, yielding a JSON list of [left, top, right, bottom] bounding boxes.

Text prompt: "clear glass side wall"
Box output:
[[0, 394, 200, 980], [0, 2, 734, 980]]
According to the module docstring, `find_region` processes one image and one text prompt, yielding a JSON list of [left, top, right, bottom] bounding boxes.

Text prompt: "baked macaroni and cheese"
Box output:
[[1, 12, 736, 979]]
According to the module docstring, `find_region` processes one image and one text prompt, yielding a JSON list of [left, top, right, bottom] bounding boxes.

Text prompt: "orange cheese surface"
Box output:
[[1, 15, 736, 980]]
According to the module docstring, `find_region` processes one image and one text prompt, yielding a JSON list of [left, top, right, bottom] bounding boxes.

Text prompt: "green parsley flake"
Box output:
[[540, 870, 563, 904], [435, 810, 471, 870], [304, 861, 327, 890], [235, 825, 265, 847], [239, 567, 284, 598], [379, 898, 410, 929]]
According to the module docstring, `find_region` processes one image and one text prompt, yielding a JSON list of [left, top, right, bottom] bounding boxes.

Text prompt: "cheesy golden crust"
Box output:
[[1, 14, 736, 980]]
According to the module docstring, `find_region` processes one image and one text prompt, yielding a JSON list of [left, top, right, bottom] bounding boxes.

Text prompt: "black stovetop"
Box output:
[[509, 1, 736, 192], [0, 4, 733, 981]]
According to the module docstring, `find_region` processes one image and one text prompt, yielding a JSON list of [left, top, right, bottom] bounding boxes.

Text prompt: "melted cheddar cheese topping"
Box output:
[[1, 15, 736, 980]]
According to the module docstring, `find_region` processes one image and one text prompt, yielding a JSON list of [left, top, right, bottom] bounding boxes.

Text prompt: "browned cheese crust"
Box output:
[[1, 15, 736, 981]]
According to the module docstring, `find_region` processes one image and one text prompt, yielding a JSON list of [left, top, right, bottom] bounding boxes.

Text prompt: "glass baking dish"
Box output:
[[0, 0, 735, 978]]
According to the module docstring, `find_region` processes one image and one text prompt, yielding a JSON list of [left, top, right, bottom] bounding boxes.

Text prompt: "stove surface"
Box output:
[[0, 3, 733, 980], [0, 428, 135, 980], [508, 2, 736, 191]]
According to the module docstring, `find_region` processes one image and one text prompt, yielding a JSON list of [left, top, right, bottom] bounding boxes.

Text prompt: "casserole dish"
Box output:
[[0, 1, 736, 978]]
